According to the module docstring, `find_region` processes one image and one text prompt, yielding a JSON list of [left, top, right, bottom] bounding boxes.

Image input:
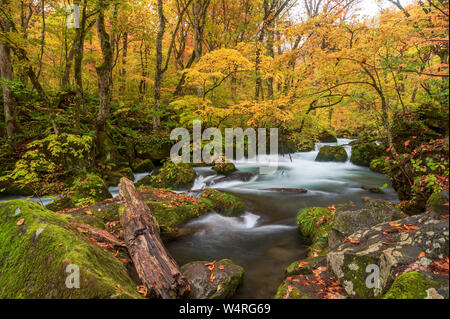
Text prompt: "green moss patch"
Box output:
[[383, 271, 438, 299], [0, 200, 141, 299], [150, 161, 196, 189], [200, 189, 246, 217], [297, 207, 333, 257]]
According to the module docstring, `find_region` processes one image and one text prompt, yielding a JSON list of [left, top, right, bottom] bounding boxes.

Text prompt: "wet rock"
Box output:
[[327, 212, 449, 299], [361, 186, 384, 194], [212, 172, 255, 185], [315, 146, 347, 162], [328, 198, 403, 250], [181, 259, 244, 299], [264, 188, 307, 194], [200, 189, 246, 217]]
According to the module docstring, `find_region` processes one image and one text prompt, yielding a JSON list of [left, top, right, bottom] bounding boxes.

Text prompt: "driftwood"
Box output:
[[69, 219, 126, 247], [118, 178, 189, 299]]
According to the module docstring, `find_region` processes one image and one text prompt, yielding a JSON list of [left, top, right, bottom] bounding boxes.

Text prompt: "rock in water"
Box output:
[[181, 259, 244, 299], [315, 146, 347, 162], [327, 212, 449, 299]]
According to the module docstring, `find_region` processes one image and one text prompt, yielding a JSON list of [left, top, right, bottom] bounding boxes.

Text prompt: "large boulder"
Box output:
[[200, 189, 246, 217], [350, 141, 385, 167], [133, 159, 155, 174], [328, 198, 404, 250], [327, 212, 449, 299], [0, 200, 141, 298], [181, 259, 244, 299], [315, 146, 347, 162]]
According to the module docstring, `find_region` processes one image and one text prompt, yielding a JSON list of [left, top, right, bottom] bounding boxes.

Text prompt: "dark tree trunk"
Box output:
[[118, 178, 190, 299], [154, 0, 165, 129]]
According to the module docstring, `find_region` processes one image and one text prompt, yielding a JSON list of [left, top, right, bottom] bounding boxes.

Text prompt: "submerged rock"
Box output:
[[212, 172, 255, 185], [327, 212, 449, 299], [315, 146, 347, 162], [264, 188, 307, 194], [0, 200, 141, 298], [181, 259, 244, 299]]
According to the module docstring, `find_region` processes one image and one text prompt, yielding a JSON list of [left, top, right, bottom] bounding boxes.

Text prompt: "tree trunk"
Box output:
[[153, 0, 165, 129], [118, 178, 190, 299], [0, 3, 16, 138]]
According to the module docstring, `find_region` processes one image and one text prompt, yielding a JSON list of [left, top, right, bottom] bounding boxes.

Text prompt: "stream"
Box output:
[[0, 139, 398, 299], [166, 138, 398, 298]]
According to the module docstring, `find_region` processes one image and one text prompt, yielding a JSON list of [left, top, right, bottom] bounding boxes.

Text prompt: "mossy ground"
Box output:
[[0, 200, 141, 299], [200, 188, 246, 217]]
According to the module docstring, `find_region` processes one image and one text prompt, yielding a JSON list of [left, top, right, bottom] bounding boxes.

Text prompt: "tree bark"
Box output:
[[153, 0, 165, 129], [0, 0, 16, 138], [118, 178, 190, 299]]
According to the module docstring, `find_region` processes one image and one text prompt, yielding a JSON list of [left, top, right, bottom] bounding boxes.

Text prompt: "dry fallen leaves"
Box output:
[[344, 237, 360, 245], [418, 252, 426, 259], [136, 285, 148, 297], [16, 218, 25, 226]]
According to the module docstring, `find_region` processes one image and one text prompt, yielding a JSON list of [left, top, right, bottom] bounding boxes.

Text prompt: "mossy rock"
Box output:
[[135, 132, 172, 162], [135, 175, 153, 188], [71, 173, 112, 207], [426, 190, 449, 215], [212, 162, 237, 175], [350, 141, 385, 167], [142, 189, 213, 235], [383, 271, 440, 299], [133, 159, 155, 174], [46, 196, 75, 212], [297, 140, 315, 152], [181, 259, 244, 299], [0, 178, 34, 196], [315, 146, 347, 162], [296, 207, 332, 257], [274, 282, 306, 299], [151, 161, 196, 189], [285, 256, 327, 277], [103, 168, 134, 187], [0, 200, 141, 299], [200, 189, 246, 217]]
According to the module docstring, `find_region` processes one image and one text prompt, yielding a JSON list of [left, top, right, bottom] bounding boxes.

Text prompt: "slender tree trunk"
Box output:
[[120, 32, 128, 94], [153, 0, 165, 129], [95, 0, 114, 151], [0, 0, 16, 138], [0, 41, 15, 138]]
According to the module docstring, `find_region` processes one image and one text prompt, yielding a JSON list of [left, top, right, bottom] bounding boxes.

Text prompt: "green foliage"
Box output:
[[71, 173, 111, 207], [296, 207, 333, 257]]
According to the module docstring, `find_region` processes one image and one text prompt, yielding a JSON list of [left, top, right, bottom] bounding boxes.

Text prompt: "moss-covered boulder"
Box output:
[[426, 190, 449, 215], [46, 196, 75, 212], [383, 271, 446, 299], [315, 146, 347, 162], [141, 188, 213, 236], [200, 189, 246, 217], [0, 200, 141, 298], [71, 173, 112, 207], [350, 141, 385, 167], [103, 168, 134, 187], [297, 207, 333, 257], [135, 132, 172, 162], [181, 259, 244, 299], [133, 159, 155, 173], [151, 161, 196, 189], [212, 162, 237, 175]]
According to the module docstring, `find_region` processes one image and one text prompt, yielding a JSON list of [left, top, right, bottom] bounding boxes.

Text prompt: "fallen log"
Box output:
[[69, 219, 126, 247], [118, 178, 189, 299]]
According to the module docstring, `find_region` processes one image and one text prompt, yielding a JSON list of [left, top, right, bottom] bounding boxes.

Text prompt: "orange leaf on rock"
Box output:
[[418, 252, 426, 259], [16, 218, 25, 226]]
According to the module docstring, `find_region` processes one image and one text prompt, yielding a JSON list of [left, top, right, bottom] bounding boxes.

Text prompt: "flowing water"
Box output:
[[0, 139, 398, 299], [166, 139, 399, 298]]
